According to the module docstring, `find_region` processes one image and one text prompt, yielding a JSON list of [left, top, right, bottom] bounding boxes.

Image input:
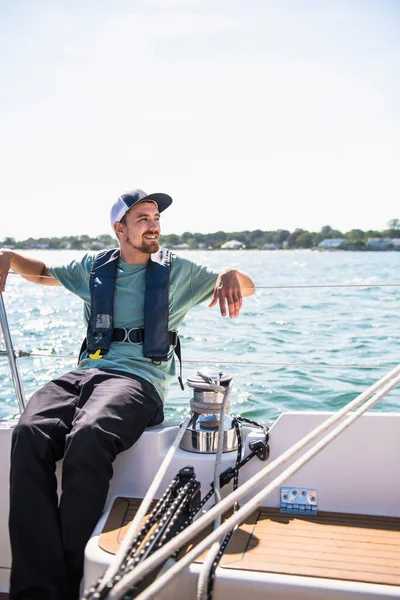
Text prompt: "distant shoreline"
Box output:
[[4, 247, 400, 254], [2, 223, 399, 252]]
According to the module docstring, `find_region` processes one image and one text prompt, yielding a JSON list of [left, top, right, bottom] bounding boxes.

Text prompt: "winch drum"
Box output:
[[179, 368, 239, 454]]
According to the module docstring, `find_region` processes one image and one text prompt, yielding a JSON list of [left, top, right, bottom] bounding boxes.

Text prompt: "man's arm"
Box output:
[[208, 268, 255, 318], [0, 250, 61, 292]]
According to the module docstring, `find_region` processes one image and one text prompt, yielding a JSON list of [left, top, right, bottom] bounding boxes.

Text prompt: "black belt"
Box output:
[[112, 328, 178, 348]]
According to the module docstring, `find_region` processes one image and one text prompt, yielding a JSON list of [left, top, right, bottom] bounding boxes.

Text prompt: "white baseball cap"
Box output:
[[110, 189, 173, 228]]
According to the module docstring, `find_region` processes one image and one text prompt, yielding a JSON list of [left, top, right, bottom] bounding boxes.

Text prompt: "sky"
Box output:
[[1, 0, 399, 241]]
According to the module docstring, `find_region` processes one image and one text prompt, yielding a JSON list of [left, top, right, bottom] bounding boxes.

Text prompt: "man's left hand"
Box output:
[[208, 269, 243, 318]]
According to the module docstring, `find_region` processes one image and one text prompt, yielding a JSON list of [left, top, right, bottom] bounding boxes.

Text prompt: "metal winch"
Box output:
[[179, 367, 239, 454]]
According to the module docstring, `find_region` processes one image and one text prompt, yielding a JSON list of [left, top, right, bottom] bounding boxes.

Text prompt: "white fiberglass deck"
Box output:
[[82, 412, 400, 599]]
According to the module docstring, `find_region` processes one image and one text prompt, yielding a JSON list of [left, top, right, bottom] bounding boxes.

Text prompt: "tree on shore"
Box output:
[[1, 220, 399, 251]]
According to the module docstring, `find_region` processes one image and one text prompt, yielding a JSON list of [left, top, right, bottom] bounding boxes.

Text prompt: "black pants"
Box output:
[[9, 368, 164, 600]]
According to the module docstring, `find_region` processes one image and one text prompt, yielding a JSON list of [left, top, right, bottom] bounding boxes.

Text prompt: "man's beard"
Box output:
[[126, 235, 160, 255]]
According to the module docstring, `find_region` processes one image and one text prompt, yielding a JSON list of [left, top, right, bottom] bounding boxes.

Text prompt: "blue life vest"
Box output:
[[86, 247, 172, 361]]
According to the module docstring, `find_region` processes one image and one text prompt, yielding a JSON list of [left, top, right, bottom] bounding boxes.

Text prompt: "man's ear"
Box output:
[[114, 222, 125, 238]]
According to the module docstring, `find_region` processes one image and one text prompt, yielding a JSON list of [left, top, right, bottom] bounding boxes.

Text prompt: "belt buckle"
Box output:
[[127, 328, 141, 343], [121, 327, 129, 342]]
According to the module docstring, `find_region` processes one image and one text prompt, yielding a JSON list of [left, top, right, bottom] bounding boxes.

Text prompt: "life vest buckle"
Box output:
[[88, 348, 106, 360], [168, 330, 178, 349]]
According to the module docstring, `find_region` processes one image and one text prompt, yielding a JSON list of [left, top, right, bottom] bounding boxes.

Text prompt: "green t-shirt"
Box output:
[[49, 252, 218, 401]]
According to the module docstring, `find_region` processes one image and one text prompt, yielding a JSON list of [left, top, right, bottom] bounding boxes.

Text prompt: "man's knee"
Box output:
[[11, 414, 65, 466], [65, 423, 119, 462], [12, 420, 42, 450]]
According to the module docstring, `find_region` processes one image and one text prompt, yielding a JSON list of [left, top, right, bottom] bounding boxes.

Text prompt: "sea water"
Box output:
[[1, 249, 399, 423]]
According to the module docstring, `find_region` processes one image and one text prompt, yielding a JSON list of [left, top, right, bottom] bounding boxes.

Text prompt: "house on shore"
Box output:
[[390, 238, 400, 250], [220, 240, 246, 250], [367, 238, 391, 250], [317, 238, 346, 250], [172, 243, 191, 250]]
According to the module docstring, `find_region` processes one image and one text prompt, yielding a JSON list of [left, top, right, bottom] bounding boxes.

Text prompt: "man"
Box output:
[[0, 189, 255, 600]]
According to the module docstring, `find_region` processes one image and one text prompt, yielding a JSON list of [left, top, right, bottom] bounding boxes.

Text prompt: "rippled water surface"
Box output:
[[1, 250, 399, 423]]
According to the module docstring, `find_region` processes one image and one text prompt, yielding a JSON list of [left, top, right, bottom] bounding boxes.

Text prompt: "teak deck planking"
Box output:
[[100, 497, 400, 587]]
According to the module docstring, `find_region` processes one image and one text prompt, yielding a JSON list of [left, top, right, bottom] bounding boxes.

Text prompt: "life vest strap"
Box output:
[[112, 327, 183, 389], [79, 329, 184, 390], [112, 328, 178, 347]]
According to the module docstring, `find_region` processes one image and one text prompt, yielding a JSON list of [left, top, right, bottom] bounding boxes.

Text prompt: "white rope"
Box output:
[[189, 399, 231, 414], [213, 382, 233, 508], [196, 541, 220, 600], [183, 359, 394, 370], [8, 350, 396, 370], [132, 369, 400, 600], [107, 363, 400, 599], [251, 283, 400, 289], [96, 411, 193, 593], [8, 271, 400, 288], [197, 379, 233, 600]]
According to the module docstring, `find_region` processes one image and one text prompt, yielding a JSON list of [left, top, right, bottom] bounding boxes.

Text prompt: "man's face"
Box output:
[[120, 201, 161, 254]]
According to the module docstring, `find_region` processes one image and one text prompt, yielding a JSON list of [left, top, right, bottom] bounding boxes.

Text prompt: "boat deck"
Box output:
[[100, 497, 400, 587]]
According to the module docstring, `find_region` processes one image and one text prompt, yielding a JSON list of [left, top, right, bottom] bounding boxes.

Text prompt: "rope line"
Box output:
[[7, 272, 400, 289], [3, 350, 395, 370], [253, 283, 400, 289], [196, 381, 233, 600], [182, 359, 394, 370]]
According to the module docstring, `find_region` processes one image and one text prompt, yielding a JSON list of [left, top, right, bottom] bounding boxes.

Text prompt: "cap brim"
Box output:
[[142, 192, 173, 213]]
